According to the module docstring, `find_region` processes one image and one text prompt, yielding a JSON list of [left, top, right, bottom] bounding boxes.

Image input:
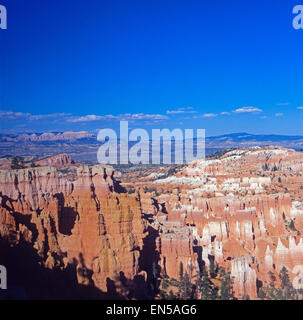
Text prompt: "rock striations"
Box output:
[[2, 146, 303, 299], [121, 146, 303, 299], [0, 164, 147, 297]]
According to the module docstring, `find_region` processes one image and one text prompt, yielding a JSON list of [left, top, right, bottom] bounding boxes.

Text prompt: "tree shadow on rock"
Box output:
[[0, 236, 121, 300]]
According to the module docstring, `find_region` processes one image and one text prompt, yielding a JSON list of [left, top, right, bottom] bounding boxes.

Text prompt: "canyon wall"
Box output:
[[2, 146, 303, 299], [0, 164, 147, 298], [123, 146, 303, 299]]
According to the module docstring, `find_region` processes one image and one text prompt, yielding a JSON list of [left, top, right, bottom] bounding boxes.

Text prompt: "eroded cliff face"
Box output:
[[122, 146, 303, 299], [0, 164, 147, 297], [2, 146, 303, 299]]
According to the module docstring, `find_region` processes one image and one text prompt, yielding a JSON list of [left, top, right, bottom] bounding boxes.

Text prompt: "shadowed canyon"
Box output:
[[1, 146, 303, 299]]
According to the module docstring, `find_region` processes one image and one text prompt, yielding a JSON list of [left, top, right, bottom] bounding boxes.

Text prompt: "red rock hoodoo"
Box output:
[[2, 146, 303, 299]]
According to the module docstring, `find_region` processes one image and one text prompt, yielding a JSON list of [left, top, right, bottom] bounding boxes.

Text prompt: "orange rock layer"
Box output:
[[122, 146, 303, 299], [2, 146, 303, 299], [0, 164, 147, 294]]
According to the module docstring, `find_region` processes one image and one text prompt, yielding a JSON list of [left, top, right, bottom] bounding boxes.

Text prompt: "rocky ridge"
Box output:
[[2, 146, 303, 299], [122, 146, 303, 299]]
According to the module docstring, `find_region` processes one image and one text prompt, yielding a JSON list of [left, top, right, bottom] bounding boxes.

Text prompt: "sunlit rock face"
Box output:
[[121, 146, 303, 298], [2, 146, 303, 299], [231, 256, 257, 299], [0, 164, 147, 294]]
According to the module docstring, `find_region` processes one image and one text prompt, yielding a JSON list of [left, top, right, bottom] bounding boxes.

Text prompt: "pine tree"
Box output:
[[279, 266, 290, 289], [196, 268, 217, 300], [279, 266, 297, 299], [209, 259, 217, 278], [179, 262, 184, 281], [289, 219, 296, 231], [259, 270, 285, 300], [268, 271, 276, 287], [11, 157, 25, 169], [218, 267, 234, 300], [147, 262, 160, 297], [19, 157, 25, 168], [167, 290, 176, 300], [180, 272, 193, 300]]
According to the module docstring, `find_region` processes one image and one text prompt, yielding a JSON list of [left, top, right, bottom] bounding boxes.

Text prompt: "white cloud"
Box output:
[[166, 107, 197, 114], [68, 113, 169, 122], [297, 107, 303, 110], [68, 114, 105, 122], [275, 113, 284, 117], [0, 110, 169, 124], [29, 113, 71, 120], [232, 106, 263, 114], [0, 110, 71, 121], [221, 112, 230, 115], [0, 111, 31, 119], [123, 113, 168, 120], [202, 113, 218, 118]]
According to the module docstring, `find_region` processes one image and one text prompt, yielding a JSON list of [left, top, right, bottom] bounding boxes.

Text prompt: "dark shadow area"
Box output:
[[193, 245, 204, 271], [151, 198, 160, 212], [256, 279, 263, 295], [11, 211, 39, 242], [0, 194, 39, 244], [0, 236, 120, 300], [138, 223, 161, 299], [106, 277, 121, 299], [0, 193, 156, 300], [113, 180, 127, 193], [133, 274, 150, 299], [160, 203, 168, 214], [54, 193, 78, 235], [143, 213, 154, 223]]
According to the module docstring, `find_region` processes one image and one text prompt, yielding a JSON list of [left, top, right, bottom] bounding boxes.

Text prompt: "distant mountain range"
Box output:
[[1, 131, 303, 162], [206, 132, 303, 149], [0, 131, 93, 142], [1, 131, 303, 144]]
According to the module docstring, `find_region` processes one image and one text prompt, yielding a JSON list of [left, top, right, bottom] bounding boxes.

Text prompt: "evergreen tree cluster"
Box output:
[[159, 262, 236, 300], [258, 266, 303, 300], [11, 156, 26, 169]]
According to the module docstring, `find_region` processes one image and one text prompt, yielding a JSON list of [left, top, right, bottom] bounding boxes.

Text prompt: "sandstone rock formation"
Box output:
[[121, 146, 303, 299], [0, 164, 147, 298], [2, 146, 303, 299]]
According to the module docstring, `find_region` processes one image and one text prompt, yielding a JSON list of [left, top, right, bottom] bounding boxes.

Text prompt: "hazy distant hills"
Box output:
[[0, 131, 93, 142], [207, 132, 303, 148], [209, 132, 303, 142], [0, 131, 303, 162]]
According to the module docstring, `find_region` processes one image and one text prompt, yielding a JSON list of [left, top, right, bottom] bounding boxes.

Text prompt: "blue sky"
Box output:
[[0, 0, 303, 136]]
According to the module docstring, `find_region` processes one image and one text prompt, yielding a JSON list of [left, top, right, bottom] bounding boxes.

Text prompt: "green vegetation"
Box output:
[[179, 262, 184, 281], [160, 167, 178, 179], [285, 218, 298, 232], [195, 268, 218, 300], [143, 186, 160, 196], [288, 219, 297, 231], [207, 148, 235, 160], [127, 187, 136, 194], [11, 156, 25, 169], [217, 267, 234, 300], [160, 265, 303, 300], [160, 265, 235, 300], [258, 267, 303, 300], [209, 259, 218, 278], [30, 161, 37, 168]]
